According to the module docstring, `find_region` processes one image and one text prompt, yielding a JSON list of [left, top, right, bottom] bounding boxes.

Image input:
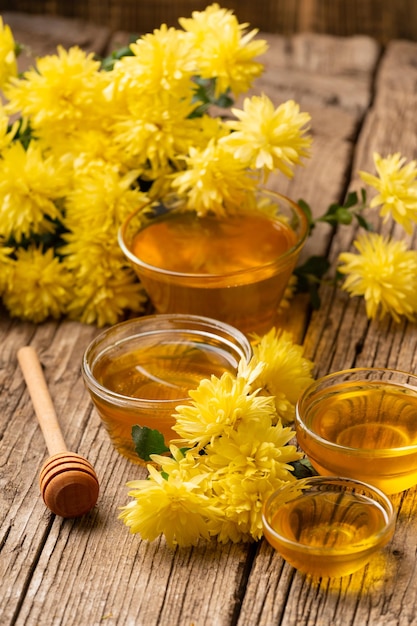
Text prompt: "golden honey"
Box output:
[[92, 336, 238, 458], [131, 212, 297, 275], [119, 191, 308, 335], [131, 211, 297, 335], [82, 315, 252, 463], [296, 378, 417, 494], [263, 479, 394, 578]]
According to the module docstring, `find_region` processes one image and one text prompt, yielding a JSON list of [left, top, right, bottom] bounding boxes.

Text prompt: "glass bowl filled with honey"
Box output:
[[82, 314, 252, 463], [118, 189, 309, 336], [296, 367, 417, 494], [262, 476, 396, 578]]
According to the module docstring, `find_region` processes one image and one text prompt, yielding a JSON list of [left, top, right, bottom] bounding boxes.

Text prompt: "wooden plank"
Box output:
[[255, 33, 380, 108], [0, 317, 255, 625], [6, 0, 417, 42], [301, 38, 417, 367], [0, 22, 393, 626], [1, 319, 103, 624], [1, 12, 111, 67], [241, 38, 417, 626]]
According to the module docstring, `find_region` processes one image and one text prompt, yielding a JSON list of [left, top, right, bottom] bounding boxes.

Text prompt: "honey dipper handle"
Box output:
[[17, 346, 68, 456]]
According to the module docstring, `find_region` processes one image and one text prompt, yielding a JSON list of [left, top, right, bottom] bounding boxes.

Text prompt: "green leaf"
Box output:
[[190, 77, 234, 115], [14, 120, 33, 148], [132, 425, 169, 462], [214, 92, 234, 108], [294, 255, 330, 283], [297, 199, 315, 229], [343, 190, 359, 209], [308, 283, 322, 310], [294, 256, 331, 309], [313, 187, 369, 229], [294, 187, 371, 312], [99, 43, 136, 71], [324, 202, 340, 216], [290, 458, 319, 479], [193, 82, 212, 105], [356, 213, 374, 231]]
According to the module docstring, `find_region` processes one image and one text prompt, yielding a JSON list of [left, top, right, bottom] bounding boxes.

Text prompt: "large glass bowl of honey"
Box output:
[[82, 313, 252, 463], [118, 189, 309, 336], [296, 367, 417, 494]]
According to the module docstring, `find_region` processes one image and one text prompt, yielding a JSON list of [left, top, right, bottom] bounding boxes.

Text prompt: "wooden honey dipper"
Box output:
[[17, 346, 99, 518]]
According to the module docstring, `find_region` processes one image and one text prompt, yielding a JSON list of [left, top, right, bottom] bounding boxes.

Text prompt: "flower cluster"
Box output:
[[120, 328, 314, 547], [0, 6, 312, 325], [338, 152, 417, 322]]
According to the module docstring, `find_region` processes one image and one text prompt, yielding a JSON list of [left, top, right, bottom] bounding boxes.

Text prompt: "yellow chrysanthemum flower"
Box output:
[[0, 243, 13, 293], [360, 152, 417, 234], [0, 141, 71, 242], [173, 369, 277, 448], [121, 347, 306, 548], [63, 252, 145, 326], [109, 92, 200, 178], [57, 158, 148, 325], [171, 139, 258, 216], [62, 234, 146, 327], [150, 445, 210, 482], [210, 474, 273, 543], [64, 158, 147, 229], [338, 232, 417, 322], [3, 246, 72, 323], [60, 159, 147, 326], [114, 25, 197, 98], [249, 328, 315, 424], [204, 415, 299, 477], [179, 3, 243, 44], [179, 3, 267, 96], [0, 17, 17, 88], [5, 46, 107, 136], [222, 96, 312, 179], [206, 416, 299, 543], [121, 416, 300, 546], [35, 125, 122, 165], [119, 463, 221, 548], [0, 103, 18, 151]]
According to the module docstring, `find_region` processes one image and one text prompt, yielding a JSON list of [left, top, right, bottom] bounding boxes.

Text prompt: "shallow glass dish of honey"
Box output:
[[262, 476, 396, 578], [118, 190, 309, 335], [82, 314, 252, 463], [296, 367, 417, 494]]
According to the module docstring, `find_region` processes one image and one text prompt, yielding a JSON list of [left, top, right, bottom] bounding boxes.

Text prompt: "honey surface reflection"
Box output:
[[119, 193, 308, 335], [82, 314, 252, 464], [297, 380, 417, 493], [92, 335, 242, 461], [262, 477, 396, 578], [268, 490, 389, 577], [132, 211, 297, 275], [94, 338, 234, 401]]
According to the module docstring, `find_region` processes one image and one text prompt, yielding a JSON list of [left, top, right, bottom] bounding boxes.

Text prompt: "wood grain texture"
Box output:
[[3, 1, 417, 41], [1, 15, 417, 626], [294, 42, 417, 623]]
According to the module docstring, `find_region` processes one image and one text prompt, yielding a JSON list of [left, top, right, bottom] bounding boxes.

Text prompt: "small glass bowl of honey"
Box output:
[[82, 314, 252, 463], [118, 189, 309, 336], [262, 476, 396, 578], [295, 367, 417, 494]]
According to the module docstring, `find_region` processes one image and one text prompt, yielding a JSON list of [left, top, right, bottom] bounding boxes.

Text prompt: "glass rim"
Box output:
[[81, 313, 252, 406], [262, 475, 396, 554], [118, 190, 310, 280], [296, 366, 417, 455]]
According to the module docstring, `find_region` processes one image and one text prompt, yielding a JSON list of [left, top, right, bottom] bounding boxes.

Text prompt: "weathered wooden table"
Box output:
[[2, 13, 417, 626]]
